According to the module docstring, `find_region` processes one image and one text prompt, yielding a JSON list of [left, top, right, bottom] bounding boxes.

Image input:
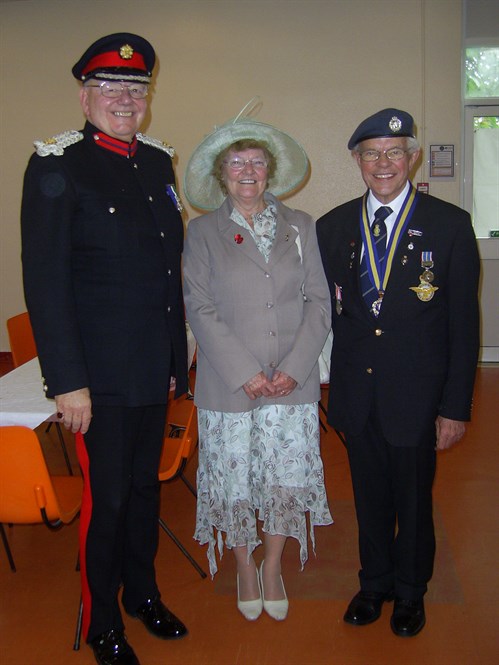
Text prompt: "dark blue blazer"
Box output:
[[317, 190, 480, 446]]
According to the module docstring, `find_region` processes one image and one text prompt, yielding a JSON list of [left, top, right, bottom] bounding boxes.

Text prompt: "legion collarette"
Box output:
[[359, 185, 419, 317], [360, 206, 391, 313]]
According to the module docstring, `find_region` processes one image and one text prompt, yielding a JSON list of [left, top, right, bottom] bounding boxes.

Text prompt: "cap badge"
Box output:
[[119, 44, 134, 60], [389, 116, 402, 133]]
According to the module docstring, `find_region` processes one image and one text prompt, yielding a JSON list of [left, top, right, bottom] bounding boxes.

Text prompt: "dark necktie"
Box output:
[[360, 206, 392, 310]]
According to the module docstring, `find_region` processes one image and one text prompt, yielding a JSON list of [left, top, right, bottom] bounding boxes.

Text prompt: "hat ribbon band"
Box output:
[[82, 50, 147, 76]]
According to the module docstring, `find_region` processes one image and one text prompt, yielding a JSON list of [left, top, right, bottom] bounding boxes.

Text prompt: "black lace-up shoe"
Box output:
[[129, 597, 188, 639], [390, 597, 426, 637], [90, 629, 140, 665], [343, 590, 394, 625]]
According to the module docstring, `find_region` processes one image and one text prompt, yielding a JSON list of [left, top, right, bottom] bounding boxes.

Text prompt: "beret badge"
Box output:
[[389, 116, 402, 133], [119, 44, 134, 60]]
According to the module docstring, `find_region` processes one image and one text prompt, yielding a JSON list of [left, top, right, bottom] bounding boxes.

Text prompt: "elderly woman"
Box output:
[[182, 111, 332, 622]]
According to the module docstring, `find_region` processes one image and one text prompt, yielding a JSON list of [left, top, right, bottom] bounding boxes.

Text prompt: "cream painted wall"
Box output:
[[0, 0, 463, 350]]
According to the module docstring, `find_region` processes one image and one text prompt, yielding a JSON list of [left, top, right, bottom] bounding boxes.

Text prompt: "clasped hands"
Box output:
[[243, 370, 297, 400]]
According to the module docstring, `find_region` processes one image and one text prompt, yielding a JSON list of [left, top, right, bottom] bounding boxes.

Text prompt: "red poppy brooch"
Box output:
[[234, 234, 244, 244]]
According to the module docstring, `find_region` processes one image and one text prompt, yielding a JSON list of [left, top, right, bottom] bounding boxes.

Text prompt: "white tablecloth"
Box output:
[[0, 358, 56, 428]]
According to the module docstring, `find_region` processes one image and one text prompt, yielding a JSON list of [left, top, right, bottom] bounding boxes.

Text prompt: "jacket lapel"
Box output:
[[217, 198, 268, 270], [217, 194, 300, 270], [268, 201, 299, 267]]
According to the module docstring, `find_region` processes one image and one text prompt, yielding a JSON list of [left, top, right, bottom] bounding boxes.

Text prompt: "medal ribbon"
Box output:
[[421, 251, 433, 265], [360, 185, 418, 294]]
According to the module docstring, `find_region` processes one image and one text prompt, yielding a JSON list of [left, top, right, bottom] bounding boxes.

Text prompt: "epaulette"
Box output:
[[136, 132, 175, 158], [34, 130, 84, 157]]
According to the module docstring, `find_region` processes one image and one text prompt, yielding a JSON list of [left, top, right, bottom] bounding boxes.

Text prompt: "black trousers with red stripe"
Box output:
[[76, 404, 167, 643]]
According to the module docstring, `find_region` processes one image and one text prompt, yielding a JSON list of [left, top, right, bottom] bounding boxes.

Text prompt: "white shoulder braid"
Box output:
[[136, 132, 175, 157], [34, 130, 84, 157]]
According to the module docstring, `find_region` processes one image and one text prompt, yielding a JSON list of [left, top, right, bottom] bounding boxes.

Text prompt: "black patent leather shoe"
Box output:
[[130, 597, 188, 640], [343, 590, 394, 625], [390, 597, 425, 637], [90, 629, 140, 665]]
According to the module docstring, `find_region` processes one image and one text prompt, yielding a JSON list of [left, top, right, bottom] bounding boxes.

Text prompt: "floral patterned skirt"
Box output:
[[194, 403, 333, 577]]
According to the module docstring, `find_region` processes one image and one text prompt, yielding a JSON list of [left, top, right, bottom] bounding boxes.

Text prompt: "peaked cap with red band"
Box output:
[[72, 33, 155, 83]]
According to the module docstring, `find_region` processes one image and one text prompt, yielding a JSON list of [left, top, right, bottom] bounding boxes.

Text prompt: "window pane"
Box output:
[[465, 47, 499, 98], [473, 117, 499, 238]]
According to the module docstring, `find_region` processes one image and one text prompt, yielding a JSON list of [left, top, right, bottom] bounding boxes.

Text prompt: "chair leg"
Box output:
[[73, 596, 83, 651], [180, 473, 197, 498], [55, 422, 74, 475], [158, 517, 207, 579], [318, 397, 328, 432], [334, 429, 347, 447], [0, 523, 16, 572]]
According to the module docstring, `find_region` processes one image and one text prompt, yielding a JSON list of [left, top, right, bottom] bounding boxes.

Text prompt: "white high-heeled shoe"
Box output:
[[259, 560, 289, 621], [237, 570, 263, 621]]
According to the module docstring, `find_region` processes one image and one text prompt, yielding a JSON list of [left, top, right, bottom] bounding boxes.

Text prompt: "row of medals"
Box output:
[[336, 250, 439, 316], [369, 260, 438, 316], [410, 259, 439, 302]]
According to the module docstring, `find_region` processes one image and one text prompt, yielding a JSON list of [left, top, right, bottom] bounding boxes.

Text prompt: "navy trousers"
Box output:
[[77, 404, 167, 642], [346, 409, 437, 601]]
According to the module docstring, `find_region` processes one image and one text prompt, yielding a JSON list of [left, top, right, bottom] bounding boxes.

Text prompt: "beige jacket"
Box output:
[[183, 194, 331, 412]]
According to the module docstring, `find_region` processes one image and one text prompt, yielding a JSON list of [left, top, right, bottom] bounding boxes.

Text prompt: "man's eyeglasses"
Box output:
[[223, 158, 268, 170], [359, 147, 408, 162], [85, 81, 149, 99]]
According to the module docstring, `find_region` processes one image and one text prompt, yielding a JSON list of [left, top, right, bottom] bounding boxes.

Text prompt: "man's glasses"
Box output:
[[359, 147, 408, 162], [223, 158, 268, 170], [85, 81, 149, 99]]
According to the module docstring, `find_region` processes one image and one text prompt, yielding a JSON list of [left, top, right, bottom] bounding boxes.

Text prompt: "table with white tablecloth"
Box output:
[[0, 357, 55, 428]]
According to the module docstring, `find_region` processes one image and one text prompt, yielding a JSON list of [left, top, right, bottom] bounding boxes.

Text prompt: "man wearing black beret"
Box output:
[[22, 33, 188, 665], [317, 108, 480, 637]]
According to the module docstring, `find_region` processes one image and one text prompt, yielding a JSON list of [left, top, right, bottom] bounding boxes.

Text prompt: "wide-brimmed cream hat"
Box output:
[[183, 99, 309, 211]]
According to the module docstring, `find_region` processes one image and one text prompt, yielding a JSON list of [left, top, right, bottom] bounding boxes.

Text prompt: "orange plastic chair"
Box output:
[[160, 394, 197, 481], [0, 426, 82, 572], [5, 312, 74, 474], [158, 394, 206, 578], [6, 312, 37, 368]]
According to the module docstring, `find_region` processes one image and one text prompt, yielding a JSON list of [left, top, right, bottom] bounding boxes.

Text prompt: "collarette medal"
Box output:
[[371, 293, 384, 317]]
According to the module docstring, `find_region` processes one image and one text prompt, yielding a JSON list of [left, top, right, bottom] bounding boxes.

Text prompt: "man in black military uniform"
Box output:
[[317, 109, 479, 638], [21, 33, 188, 665]]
